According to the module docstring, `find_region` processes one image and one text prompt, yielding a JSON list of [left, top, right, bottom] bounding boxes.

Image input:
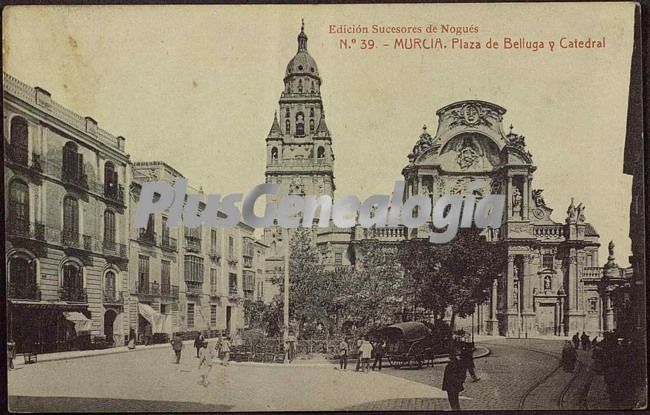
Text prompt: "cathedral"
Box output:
[[263, 23, 629, 337]]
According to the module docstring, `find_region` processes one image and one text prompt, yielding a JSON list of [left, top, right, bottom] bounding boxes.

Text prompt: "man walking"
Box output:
[[572, 332, 580, 349], [372, 339, 386, 371], [581, 332, 590, 350], [442, 348, 466, 411], [460, 343, 480, 382], [339, 337, 349, 370], [171, 332, 184, 364], [220, 336, 231, 366]]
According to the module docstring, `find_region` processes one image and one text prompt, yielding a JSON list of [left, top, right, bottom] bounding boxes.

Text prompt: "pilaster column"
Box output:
[[523, 255, 532, 311], [507, 255, 515, 310], [568, 249, 577, 310], [507, 174, 514, 219]]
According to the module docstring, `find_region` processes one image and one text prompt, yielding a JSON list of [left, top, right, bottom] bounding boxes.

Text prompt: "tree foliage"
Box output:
[[398, 228, 507, 329]]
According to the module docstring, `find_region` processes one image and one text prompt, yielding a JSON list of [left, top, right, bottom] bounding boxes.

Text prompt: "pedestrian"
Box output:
[[355, 337, 363, 371], [144, 324, 153, 346], [581, 332, 590, 350], [194, 332, 204, 358], [592, 335, 599, 348], [359, 337, 373, 373], [372, 339, 386, 371], [197, 341, 212, 387], [561, 340, 577, 371], [214, 334, 223, 361], [572, 332, 580, 349], [442, 348, 466, 411], [460, 343, 480, 382], [128, 328, 136, 350], [171, 332, 183, 364], [7, 338, 16, 370], [220, 336, 231, 366], [339, 337, 349, 370], [287, 332, 296, 362]]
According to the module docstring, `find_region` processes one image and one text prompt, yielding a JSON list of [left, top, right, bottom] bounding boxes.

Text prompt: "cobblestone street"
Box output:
[[9, 337, 614, 411]]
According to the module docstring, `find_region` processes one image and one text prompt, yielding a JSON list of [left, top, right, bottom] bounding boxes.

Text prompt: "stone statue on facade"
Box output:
[[512, 187, 522, 214], [576, 203, 586, 223], [566, 198, 577, 223], [532, 189, 547, 208], [408, 125, 434, 162], [608, 240, 615, 257]]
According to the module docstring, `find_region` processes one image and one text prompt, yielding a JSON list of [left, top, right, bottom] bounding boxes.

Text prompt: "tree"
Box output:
[[398, 228, 507, 330], [243, 299, 270, 331], [348, 240, 406, 330]]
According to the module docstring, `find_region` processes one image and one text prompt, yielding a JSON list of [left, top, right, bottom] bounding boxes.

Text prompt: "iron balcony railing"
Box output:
[[8, 281, 41, 300], [243, 256, 253, 268], [185, 283, 203, 296], [185, 237, 201, 253], [138, 229, 156, 244], [60, 287, 87, 302], [135, 281, 160, 296], [209, 285, 220, 297], [62, 230, 80, 247], [160, 284, 179, 298], [102, 240, 128, 257], [62, 168, 89, 190], [103, 290, 124, 304], [6, 219, 45, 241], [160, 235, 178, 251], [103, 183, 125, 204]]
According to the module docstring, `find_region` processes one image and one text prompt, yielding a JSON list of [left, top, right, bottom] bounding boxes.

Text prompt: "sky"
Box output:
[[3, 3, 636, 266]]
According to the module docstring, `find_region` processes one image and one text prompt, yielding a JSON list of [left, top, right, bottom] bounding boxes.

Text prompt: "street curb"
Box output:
[[12, 339, 197, 367]]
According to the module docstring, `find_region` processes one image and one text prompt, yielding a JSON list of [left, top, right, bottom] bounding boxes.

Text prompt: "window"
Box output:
[[105, 271, 116, 299], [187, 303, 195, 328], [257, 279, 264, 301], [184, 255, 204, 283], [285, 108, 290, 118], [139, 213, 155, 242], [138, 255, 150, 291], [542, 254, 554, 270], [588, 297, 598, 313], [271, 147, 278, 160], [63, 196, 79, 245], [243, 271, 255, 298], [104, 161, 118, 197], [310, 81, 315, 93], [161, 260, 171, 291], [9, 180, 29, 233], [210, 268, 218, 293], [228, 236, 234, 258], [104, 210, 116, 245], [184, 225, 201, 252], [229, 273, 238, 295], [62, 262, 83, 301], [295, 112, 305, 136], [298, 79, 303, 92], [161, 216, 170, 244], [309, 108, 314, 117], [310, 119, 315, 133], [8, 256, 37, 299], [211, 229, 217, 252], [335, 253, 343, 266], [317, 146, 325, 159], [285, 120, 290, 135], [10, 117, 29, 165], [210, 305, 217, 327], [62, 141, 84, 184]]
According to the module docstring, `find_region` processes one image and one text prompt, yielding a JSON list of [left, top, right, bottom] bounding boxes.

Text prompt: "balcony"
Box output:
[[160, 235, 178, 252], [135, 281, 160, 297], [82, 234, 93, 251], [103, 240, 127, 258], [103, 290, 124, 304], [7, 219, 45, 241], [62, 230, 80, 248], [60, 287, 87, 303], [186, 283, 203, 296], [185, 237, 201, 253], [227, 257, 238, 266], [160, 283, 179, 299], [229, 287, 239, 297], [209, 250, 221, 262], [209, 285, 220, 298], [103, 183, 125, 205], [138, 229, 156, 245], [62, 169, 89, 190], [243, 256, 253, 268], [8, 281, 41, 300]]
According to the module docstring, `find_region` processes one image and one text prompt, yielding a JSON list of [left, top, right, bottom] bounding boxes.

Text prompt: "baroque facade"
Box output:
[[262, 25, 631, 338]]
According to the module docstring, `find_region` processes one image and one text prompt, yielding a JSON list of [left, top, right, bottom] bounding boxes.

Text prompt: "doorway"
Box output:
[[104, 309, 117, 345], [226, 306, 232, 336]]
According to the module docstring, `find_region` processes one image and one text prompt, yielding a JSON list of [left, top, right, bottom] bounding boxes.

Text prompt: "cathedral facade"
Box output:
[[263, 24, 627, 337]]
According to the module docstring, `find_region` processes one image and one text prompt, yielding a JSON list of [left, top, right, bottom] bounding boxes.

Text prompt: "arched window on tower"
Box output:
[[285, 120, 291, 135], [271, 147, 278, 160], [310, 119, 315, 133], [295, 113, 305, 136], [310, 81, 315, 93], [309, 108, 314, 117], [9, 180, 29, 235], [10, 117, 29, 165], [285, 108, 290, 119], [317, 146, 325, 159], [298, 79, 303, 93]]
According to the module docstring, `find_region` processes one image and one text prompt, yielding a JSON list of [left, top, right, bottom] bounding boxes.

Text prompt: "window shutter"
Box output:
[[77, 153, 84, 178]]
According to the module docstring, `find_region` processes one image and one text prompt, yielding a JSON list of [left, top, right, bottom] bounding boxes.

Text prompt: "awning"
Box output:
[[63, 311, 92, 333], [9, 300, 88, 311], [138, 303, 172, 334]]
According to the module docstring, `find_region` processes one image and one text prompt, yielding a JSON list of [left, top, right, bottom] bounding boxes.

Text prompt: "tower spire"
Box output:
[[298, 19, 308, 51]]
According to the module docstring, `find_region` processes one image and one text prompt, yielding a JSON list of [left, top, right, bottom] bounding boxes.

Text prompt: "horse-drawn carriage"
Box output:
[[376, 322, 435, 370]]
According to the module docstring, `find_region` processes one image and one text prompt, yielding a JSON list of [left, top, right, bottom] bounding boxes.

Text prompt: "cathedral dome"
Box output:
[[285, 21, 320, 79]]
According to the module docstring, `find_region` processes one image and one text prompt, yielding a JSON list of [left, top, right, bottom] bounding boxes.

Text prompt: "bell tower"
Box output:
[[264, 21, 336, 256]]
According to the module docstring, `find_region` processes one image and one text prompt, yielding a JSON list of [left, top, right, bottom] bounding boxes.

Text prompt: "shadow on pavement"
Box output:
[[9, 396, 233, 412]]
